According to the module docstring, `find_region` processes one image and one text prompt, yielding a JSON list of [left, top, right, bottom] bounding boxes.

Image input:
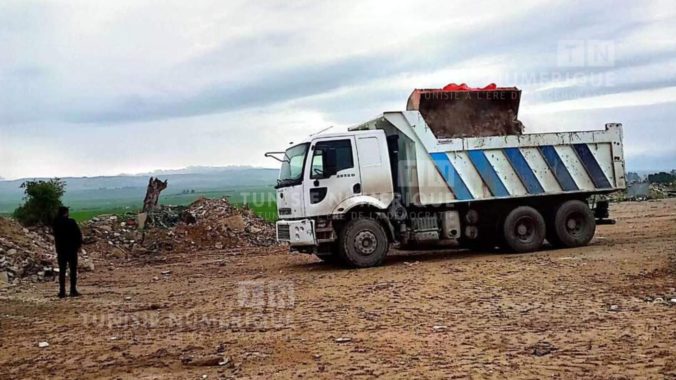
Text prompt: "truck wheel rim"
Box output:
[[565, 213, 584, 236], [515, 216, 535, 243], [354, 231, 377, 255]]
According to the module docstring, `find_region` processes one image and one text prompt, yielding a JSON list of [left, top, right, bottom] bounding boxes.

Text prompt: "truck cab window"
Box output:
[[277, 143, 309, 187], [311, 139, 354, 179]]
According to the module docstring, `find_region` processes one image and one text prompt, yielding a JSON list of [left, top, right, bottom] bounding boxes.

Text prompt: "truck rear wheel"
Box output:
[[553, 200, 596, 248], [502, 206, 546, 253], [338, 218, 389, 268]]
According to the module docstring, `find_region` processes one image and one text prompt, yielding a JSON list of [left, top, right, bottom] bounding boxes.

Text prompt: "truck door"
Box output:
[[303, 137, 361, 217]]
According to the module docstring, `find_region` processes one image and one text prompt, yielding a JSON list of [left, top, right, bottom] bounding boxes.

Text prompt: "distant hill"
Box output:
[[0, 166, 279, 213]]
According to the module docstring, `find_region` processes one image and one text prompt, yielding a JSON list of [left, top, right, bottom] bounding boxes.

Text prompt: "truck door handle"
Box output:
[[353, 183, 361, 193]]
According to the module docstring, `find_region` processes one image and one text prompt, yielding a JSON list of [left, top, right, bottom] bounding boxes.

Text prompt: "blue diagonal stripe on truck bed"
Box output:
[[538, 146, 579, 191], [572, 144, 613, 189], [430, 152, 474, 200], [467, 150, 510, 197], [502, 148, 545, 194]]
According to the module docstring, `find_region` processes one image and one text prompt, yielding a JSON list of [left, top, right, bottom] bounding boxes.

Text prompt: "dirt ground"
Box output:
[[1, 199, 675, 379]]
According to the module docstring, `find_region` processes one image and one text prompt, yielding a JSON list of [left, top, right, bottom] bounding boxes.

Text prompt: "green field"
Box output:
[[4, 186, 278, 223], [71, 187, 278, 222]]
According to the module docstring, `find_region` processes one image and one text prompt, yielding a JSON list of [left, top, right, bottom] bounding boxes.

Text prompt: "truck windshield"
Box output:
[[277, 143, 309, 188]]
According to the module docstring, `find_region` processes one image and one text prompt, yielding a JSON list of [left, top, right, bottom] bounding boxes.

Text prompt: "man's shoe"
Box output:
[[70, 290, 81, 297], [58, 292, 66, 299]]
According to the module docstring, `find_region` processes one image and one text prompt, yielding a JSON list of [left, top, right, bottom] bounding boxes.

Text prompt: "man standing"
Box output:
[[52, 207, 82, 298]]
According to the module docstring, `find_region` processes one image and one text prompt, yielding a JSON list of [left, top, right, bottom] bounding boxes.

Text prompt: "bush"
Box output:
[[13, 178, 66, 226], [648, 172, 676, 185]]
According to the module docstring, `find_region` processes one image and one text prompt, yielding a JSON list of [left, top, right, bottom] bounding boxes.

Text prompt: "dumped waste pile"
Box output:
[[82, 197, 277, 257], [164, 197, 276, 252], [0, 218, 95, 285], [0, 218, 55, 285], [82, 213, 141, 260]]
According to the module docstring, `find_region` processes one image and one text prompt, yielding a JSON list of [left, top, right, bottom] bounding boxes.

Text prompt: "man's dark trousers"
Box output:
[[58, 251, 78, 295]]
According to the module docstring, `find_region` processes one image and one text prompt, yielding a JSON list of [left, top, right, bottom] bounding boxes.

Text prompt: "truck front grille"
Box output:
[[277, 224, 291, 241]]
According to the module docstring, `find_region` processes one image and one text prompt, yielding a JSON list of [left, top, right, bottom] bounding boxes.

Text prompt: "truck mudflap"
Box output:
[[276, 219, 317, 246]]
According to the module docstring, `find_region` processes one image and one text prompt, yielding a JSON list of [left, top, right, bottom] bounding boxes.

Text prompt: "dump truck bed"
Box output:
[[407, 84, 524, 138], [351, 111, 626, 206]]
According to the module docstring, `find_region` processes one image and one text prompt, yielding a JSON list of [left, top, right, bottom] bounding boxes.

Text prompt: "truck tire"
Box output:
[[553, 200, 596, 248], [338, 218, 389, 268], [502, 206, 546, 253]]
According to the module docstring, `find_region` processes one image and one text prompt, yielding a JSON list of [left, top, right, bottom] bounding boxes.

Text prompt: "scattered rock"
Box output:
[[335, 337, 352, 343], [608, 304, 620, 312], [218, 356, 234, 368], [432, 325, 448, 332], [78, 258, 95, 272], [531, 341, 555, 356], [182, 355, 227, 367], [38, 341, 49, 348]]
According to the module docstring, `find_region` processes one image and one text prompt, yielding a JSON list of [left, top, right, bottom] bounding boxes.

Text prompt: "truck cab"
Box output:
[[273, 130, 395, 258]]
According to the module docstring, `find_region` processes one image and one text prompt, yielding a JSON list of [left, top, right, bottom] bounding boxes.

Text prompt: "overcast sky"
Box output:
[[1, 0, 675, 179]]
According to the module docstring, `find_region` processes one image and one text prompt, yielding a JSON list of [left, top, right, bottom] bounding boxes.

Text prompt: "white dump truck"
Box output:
[[265, 85, 626, 267]]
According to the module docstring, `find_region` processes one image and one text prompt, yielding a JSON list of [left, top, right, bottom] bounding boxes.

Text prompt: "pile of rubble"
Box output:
[[81, 214, 141, 259], [82, 197, 277, 256], [0, 218, 55, 285], [166, 197, 276, 252], [0, 218, 97, 286]]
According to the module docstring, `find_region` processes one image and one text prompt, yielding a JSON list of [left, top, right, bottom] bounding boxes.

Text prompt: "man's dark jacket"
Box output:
[[53, 216, 82, 256]]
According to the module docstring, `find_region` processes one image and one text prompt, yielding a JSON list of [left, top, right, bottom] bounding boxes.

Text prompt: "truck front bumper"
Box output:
[[276, 219, 316, 246]]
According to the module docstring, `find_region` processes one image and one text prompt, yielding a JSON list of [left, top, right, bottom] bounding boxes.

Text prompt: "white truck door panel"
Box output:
[[355, 135, 395, 206], [303, 137, 361, 217]]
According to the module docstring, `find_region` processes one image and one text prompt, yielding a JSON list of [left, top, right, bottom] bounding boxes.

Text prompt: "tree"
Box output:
[[648, 172, 675, 185], [142, 177, 168, 212], [13, 178, 66, 226]]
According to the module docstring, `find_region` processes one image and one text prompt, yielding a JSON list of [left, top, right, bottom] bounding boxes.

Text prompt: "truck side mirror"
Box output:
[[323, 148, 338, 177]]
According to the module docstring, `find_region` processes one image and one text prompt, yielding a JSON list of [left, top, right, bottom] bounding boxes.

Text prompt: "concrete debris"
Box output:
[[181, 354, 231, 367], [0, 218, 56, 285], [82, 197, 276, 257]]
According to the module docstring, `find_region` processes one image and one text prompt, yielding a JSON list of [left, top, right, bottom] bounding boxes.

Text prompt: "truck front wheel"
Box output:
[[503, 206, 546, 253], [338, 218, 389, 268], [553, 200, 596, 248]]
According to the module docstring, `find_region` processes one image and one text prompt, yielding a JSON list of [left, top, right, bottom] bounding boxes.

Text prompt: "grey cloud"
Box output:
[[1, 0, 673, 128], [68, 2, 633, 123]]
